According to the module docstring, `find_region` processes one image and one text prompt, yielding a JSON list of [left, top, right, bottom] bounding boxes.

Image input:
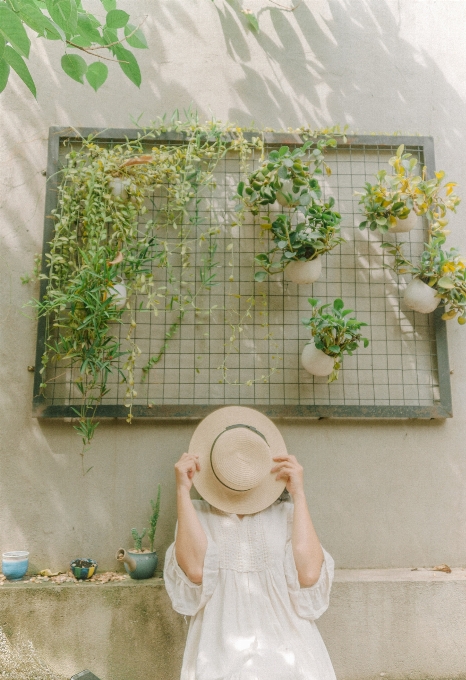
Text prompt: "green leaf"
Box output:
[[0, 57, 10, 93], [0, 33, 4, 60], [101, 0, 116, 10], [333, 298, 344, 311], [106, 9, 129, 28], [254, 271, 267, 282], [61, 53, 87, 83], [438, 276, 455, 289], [329, 345, 341, 354], [243, 11, 259, 32], [0, 5, 31, 57], [3, 45, 36, 96], [85, 60, 107, 90], [112, 44, 141, 87], [17, 3, 63, 40], [237, 181, 244, 197], [124, 22, 147, 49], [46, 0, 78, 35], [77, 14, 102, 42]]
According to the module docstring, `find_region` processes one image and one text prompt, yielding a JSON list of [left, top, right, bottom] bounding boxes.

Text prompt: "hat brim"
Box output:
[[189, 406, 287, 514]]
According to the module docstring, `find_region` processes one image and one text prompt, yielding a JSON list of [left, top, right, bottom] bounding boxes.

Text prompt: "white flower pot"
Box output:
[[403, 278, 440, 314], [301, 342, 335, 376], [107, 281, 127, 310], [389, 210, 418, 233], [109, 178, 130, 198], [285, 257, 322, 285], [276, 179, 295, 207]]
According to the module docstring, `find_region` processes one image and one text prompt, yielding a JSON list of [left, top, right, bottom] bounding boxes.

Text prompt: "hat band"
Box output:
[[210, 424, 269, 493]]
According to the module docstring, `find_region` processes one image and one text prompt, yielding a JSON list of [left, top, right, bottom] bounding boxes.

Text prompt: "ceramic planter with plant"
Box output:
[[301, 298, 369, 382], [382, 236, 466, 320], [254, 198, 344, 284], [237, 138, 337, 215], [2, 551, 29, 581], [117, 485, 161, 580], [357, 145, 460, 234]]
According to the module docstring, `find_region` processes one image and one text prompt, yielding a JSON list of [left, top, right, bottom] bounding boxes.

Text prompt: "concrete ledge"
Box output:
[[1, 570, 466, 680]]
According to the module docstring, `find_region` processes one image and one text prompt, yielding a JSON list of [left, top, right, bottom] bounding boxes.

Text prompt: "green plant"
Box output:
[[148, 484, 161, 553], [302, 298, 369, 382], [0, 0, 147, 97], [131, 527, 146, 552], [357, 145, 460, 233], [382, 235, 466, 322], [254, 198, 343, 281], [237, 139, 339, 216]]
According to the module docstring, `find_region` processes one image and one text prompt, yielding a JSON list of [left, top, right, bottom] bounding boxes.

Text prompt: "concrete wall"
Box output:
[[1, 0, 466, 575]]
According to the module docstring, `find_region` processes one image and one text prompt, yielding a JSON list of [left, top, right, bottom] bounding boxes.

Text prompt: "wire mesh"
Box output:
[[40, 136, 442, 414]]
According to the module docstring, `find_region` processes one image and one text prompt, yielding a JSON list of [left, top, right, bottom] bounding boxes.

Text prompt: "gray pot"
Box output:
[[116, 548, 158, 579]]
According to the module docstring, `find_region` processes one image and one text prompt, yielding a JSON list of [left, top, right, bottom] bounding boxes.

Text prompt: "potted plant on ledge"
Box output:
[[382, 236, 466, 320], [357, 145, 460, 234], [116, 485, 161, 579], [254, 198, 344, 285], [301, 298, 369, 381]]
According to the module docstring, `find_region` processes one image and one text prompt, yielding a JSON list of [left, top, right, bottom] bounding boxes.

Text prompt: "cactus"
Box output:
[[131, 527, 146, 552], [148, 484, 161, 553]]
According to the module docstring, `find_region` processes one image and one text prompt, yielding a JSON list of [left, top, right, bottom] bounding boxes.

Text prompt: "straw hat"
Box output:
[[189, 406, 288, 514]]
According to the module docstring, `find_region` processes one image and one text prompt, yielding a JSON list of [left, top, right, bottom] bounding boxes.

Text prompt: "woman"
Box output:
[[164, 406, 336, 680]]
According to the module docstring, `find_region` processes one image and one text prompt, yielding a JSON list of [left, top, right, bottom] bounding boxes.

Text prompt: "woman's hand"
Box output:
[[175, 452, 200, 492], [271, 454, 305, 498]]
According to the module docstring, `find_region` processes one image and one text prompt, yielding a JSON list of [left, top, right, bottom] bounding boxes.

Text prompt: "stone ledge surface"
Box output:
[[1, 571, 466, 680]]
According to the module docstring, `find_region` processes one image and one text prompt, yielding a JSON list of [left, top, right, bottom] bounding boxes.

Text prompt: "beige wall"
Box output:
[[1, 0, 466, 572]]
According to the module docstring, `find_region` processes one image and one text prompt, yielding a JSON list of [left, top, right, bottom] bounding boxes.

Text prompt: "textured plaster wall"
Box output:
[[1, 0, 466, 573]]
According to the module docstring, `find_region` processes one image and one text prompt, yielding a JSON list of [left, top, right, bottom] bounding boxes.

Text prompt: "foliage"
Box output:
[[148, 483, 161, 553], [237, 139, 338, 216], [131, 527, 146, 552], [0, 0, 147, 96], [357, 144, 460, 233], [302, 298, 369, 382], [382, 234, 466, 323], [254, 197, 343, 281], [28, 114, 345, 457], [0, 625, 66, 680]]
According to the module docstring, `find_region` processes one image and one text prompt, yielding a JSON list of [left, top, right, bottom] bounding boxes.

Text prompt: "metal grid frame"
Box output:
[[32, 127, 452, 420]]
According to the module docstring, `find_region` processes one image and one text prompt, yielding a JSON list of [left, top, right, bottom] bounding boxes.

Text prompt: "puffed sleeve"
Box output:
[[283, 502, 335, 621], [164, 506, 219, 617]]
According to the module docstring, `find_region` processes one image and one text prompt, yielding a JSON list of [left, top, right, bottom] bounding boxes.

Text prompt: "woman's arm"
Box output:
[[271, 455, 324, 587], [174, 452, 208, 584]]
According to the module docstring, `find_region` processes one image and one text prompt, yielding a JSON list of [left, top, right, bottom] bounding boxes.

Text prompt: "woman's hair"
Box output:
[[276, 488, 291, 503]]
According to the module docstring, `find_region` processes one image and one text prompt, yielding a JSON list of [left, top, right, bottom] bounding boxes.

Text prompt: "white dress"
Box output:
[[164, 500, 336, 680]]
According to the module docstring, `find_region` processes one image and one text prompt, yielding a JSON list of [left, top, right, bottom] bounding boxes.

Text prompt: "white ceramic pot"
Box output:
[[389, 210, 418, 233], [107, 281, 127, 310], [403, 278, 440, 314], [301, 342, 335, 376], [109, 177, 130, 198], [285, 256, 322, 285], [276, 179, 294, 207]]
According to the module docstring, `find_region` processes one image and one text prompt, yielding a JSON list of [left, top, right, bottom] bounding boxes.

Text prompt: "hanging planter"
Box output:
[[389, 210, 418, 234], [301, 341, 335, 376], [404, 278, 441, 314], [357, 144, 460, 235], [301, 298, 369, 382], [286, 256, 322, 285], [109, 177, 130, 198], [107, 278, 127, 310], [254, 199, 343, 284]]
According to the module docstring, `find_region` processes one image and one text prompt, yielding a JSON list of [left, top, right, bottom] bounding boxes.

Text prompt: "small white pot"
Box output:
[[301, 342, 335, 376], [389, 210, 418, 234], [107, 281, 127, 310], [109, 177, 130, 198], [276, 179, 295, 207], [285, 256, 322, 285], [403, 278, 440, 314]]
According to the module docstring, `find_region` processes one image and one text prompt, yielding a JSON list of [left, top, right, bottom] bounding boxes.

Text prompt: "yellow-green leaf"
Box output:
[[3, 45, 36, 97]]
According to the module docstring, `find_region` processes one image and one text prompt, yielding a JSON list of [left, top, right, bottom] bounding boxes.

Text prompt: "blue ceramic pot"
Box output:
[[70, 558, 98, 580], [2, 551, 29, 580], [124, 551, 158, 579]]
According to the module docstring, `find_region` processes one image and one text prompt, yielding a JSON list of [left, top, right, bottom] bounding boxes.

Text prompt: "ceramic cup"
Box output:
[[2, 551, 29, 580]]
